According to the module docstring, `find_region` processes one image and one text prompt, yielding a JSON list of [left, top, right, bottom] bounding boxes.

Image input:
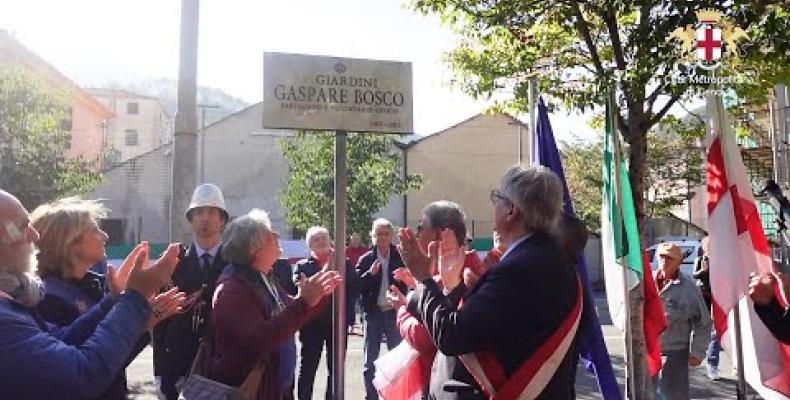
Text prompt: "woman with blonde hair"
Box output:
[[32, 197, 185, 399]]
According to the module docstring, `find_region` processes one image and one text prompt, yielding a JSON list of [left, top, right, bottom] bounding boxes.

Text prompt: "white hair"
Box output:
[[499, 165, 563, 234], [305, 226, 330, 249], [369, 218, 393, 241]]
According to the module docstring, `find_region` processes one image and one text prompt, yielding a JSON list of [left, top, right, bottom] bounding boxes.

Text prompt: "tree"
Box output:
[[0, 64, 102, 210], [562, 116, 706, 233], [279, 132, 423, 243], [410, 2, 788, 396]]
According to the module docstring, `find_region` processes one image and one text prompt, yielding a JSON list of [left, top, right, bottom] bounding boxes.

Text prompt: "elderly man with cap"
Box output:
[[653, 242, 712, 400], [153, 183, 230, 399]]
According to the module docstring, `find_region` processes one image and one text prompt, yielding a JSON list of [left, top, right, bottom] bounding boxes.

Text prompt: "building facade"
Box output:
[[86, 88, 172, 165], [399, 113, 529, 239], [0, 29, 111, 163]]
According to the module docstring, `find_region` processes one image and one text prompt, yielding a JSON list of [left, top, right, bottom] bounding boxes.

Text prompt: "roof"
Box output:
[[84, 87, 160, 101], [395, 112, 528, 149], [101, 141, 172, 172], [0, 28, 112, 119]]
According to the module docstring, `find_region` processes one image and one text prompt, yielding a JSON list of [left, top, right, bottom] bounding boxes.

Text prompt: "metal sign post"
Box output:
[[262, 52, 413, 400], [332, 130, 348, 398]]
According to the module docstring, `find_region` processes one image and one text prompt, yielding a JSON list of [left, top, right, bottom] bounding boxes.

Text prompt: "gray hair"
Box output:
[[369, 218, 393, 241], [220, 209, 272, 265], [305, 226, 330, 249], [499, 165, 563, 234], [421, 201, 467, 245]]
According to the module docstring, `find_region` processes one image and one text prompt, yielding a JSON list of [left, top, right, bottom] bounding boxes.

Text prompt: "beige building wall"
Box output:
[[403, 113, 528, 238], [0, 29, 111, 165], [87, 89, 172, 163]]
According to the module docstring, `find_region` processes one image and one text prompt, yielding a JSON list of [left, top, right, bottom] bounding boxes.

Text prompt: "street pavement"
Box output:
[[127, 292, 758, 399]]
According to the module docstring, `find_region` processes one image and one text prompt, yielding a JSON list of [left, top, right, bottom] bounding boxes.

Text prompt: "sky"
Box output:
[[0, 0, 597, 140]]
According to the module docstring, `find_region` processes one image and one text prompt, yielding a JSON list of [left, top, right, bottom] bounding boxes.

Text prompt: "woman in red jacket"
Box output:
[[209, 209, 342, 400], [376, 200, 474, 400]]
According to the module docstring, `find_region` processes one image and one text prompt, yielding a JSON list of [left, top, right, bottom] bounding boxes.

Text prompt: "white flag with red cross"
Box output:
[[706, 94, 790, 399]]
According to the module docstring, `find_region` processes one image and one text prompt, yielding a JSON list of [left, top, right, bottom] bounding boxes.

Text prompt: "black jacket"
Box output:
[[755, 297, 790, 344], [407, 232, 578, 399], [152, 244, 225, 378], [355, 244, 408, 314], [272, 258, 298, 296], [293, 255, 360, 328]]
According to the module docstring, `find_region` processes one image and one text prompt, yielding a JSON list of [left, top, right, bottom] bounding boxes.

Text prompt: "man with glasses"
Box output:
[[399, 166, 582, 399]]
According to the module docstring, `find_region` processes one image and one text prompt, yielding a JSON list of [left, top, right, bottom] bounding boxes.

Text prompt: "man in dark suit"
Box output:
[[152, 183, 229, 400], [400, 166, 580, 399], [357, 218, 409, 400]]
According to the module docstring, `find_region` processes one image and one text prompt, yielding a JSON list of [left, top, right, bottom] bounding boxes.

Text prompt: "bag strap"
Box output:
[[238, 360, 267, 400]]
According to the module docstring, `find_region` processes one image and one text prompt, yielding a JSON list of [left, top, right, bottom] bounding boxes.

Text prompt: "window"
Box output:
[[127, 102, 139, 114], [125, 129, 139, 146]]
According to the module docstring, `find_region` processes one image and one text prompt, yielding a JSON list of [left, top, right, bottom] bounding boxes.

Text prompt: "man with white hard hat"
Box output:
[[153, 183, 229, 400]]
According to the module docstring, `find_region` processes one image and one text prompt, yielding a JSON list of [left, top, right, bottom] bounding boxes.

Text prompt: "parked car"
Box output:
[[646, 236, 703, 277]]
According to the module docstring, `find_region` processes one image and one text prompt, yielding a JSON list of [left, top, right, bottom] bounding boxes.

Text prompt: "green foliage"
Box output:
[[0, 63, 102, 210], [411, 0, 789, 230], [560, 138, 603, 231], [279, 132, 423, 243], [562, 116, 706, 231]]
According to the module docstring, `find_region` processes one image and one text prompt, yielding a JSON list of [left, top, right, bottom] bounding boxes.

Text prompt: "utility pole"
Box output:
[[198, 104, 219, 183], [170, 0, 200, 243]]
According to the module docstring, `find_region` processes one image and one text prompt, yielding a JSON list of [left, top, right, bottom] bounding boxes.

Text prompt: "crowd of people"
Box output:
[[0, 162, 788, 400]]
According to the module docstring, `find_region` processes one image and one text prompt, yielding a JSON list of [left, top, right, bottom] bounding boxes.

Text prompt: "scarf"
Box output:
[[0, 269, 45, 307]]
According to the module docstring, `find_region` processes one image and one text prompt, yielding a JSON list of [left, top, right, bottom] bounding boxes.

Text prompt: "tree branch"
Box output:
[[603, 7, 627, 71], [648, 90, 685, 128], [570, 2, 606, 76]]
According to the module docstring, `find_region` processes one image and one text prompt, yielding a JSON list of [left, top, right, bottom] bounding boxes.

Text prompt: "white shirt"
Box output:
[[500, 234, 533, 262], [377, 248, 392, 309]]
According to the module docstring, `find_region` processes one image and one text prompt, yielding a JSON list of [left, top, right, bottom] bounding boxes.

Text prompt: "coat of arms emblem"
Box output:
[[670, 9, 749, 71]]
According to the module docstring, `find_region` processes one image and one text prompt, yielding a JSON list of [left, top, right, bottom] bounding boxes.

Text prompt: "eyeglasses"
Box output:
[[490, 189, 509, 204]]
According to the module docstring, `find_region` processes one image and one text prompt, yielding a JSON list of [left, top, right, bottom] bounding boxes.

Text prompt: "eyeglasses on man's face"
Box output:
[[490, 189, 509, 204]]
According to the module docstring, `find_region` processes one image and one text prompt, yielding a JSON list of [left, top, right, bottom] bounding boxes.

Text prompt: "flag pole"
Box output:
[[709, 86, 748, 399], [610, 89, 636, 399]]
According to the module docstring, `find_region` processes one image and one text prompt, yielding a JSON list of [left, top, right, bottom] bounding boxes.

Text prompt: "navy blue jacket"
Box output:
[[0, 289, 150, 399], [407, 232, 578, 399], [293, 256, 360, 328], [356, 245, 408, 314], [36, 272, 150, 399]]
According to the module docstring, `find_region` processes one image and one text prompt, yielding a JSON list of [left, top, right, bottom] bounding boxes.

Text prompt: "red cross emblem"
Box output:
[[695, 23, 722, 63]]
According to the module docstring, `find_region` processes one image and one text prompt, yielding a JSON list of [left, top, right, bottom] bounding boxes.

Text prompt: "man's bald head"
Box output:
[[0, 190, 39, 275]]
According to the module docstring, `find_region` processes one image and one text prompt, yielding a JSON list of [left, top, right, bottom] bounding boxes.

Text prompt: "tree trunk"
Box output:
[[626, 125, 653, 399]]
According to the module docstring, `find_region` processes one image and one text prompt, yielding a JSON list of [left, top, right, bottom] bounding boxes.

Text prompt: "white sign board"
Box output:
[[263, 52, 413, 134]]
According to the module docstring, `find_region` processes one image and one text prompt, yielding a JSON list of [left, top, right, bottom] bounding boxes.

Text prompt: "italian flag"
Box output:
[[705, 94, 790, 399], [601, 99, 667, 377]]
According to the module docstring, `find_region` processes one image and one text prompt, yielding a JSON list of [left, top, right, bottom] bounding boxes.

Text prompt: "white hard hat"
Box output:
[[186, 183, 229, 221]]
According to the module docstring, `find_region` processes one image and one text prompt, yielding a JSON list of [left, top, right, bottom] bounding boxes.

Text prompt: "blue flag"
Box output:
[[532, 97, 622, 400]]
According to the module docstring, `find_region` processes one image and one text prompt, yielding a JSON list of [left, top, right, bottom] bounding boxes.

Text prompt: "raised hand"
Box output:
[[108, 243, 145, 299], [387, 285, 407, 309], [127, 243, 181, 300], [397, 227, 435, 281], [147, 287, 186, 329], [393, 267, 417, 289], [369, 260, 381, 276], [438, 229, 465, 291], [749, 273, 776, 306], [297, 264, 343, 307]]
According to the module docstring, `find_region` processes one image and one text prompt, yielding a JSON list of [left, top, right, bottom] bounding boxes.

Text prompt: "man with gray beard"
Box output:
[[0, 189, 180, 399]]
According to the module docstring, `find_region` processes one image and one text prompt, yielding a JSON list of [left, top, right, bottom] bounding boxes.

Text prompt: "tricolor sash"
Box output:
[[459, 275, 583, 400]]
